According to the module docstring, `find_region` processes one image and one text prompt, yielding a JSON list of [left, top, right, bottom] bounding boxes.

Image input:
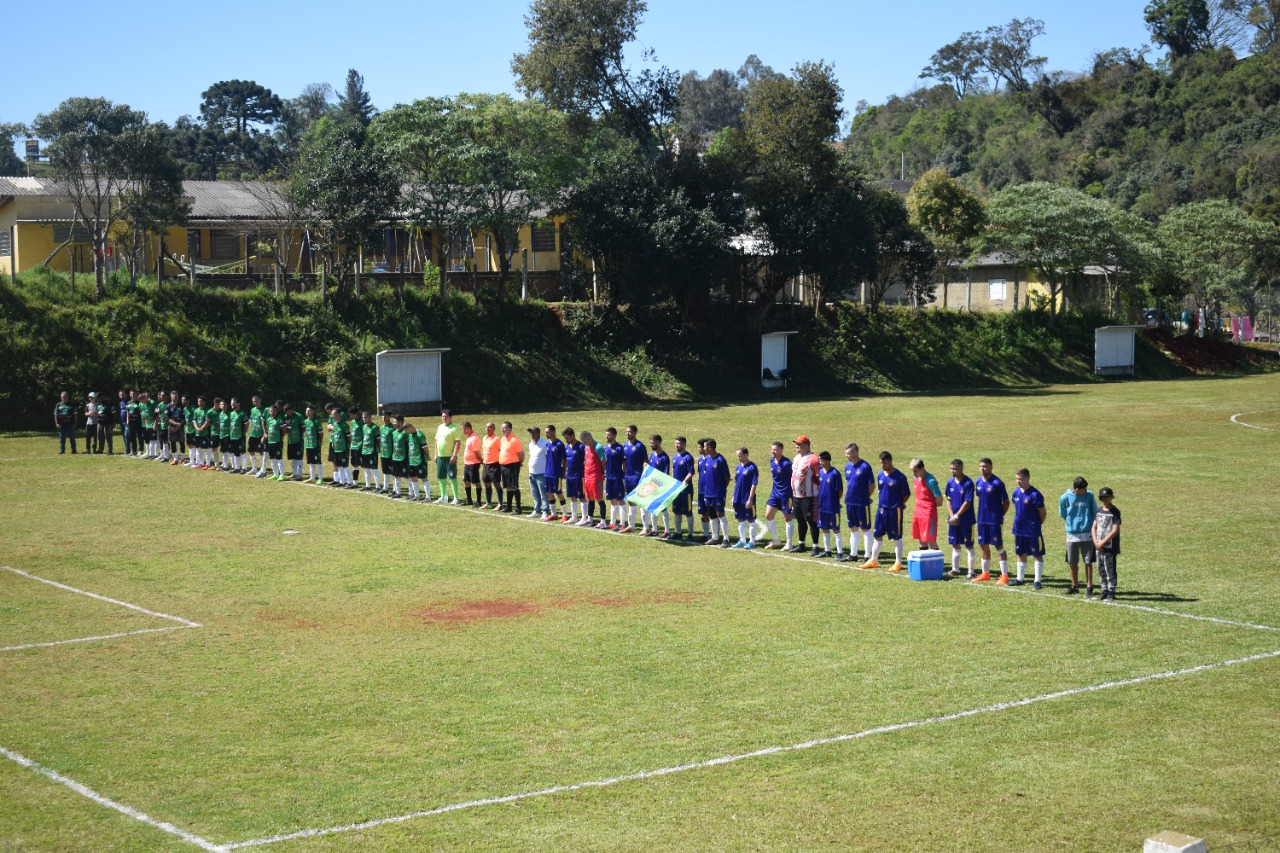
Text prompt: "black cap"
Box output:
[[1099, 487, 1114, 498]]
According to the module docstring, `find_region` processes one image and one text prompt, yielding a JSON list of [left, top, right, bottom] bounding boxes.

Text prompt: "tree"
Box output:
[[1204, 0, 1254, 50], [0, 123, 26, 176], [919, 33, 988, 99], [980, 182, 1143, 320], [1145, 0, 1211, 57], [274, 83, 334, 170], [1222, 0, 1280, 52], [906, 168, 985, 305], [511, 0, 677, 150], [200, 80, 284, 136], [677, 68, 745, 135], [111, 124, 190, 289], [336, 70, 375, 127], [291, 118, 400, 294], [981, 18, 1047, 94], [32, 98, 186, 295], [1157, 199, 1276, 315], [863, 188, 937, 311]]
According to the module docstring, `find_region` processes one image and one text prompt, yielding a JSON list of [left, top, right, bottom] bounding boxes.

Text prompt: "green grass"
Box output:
[[1, 375, 1278, 851]]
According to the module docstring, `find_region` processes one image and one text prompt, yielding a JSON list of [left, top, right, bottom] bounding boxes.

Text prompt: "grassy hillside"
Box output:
[[1, 267, 1273, 427]]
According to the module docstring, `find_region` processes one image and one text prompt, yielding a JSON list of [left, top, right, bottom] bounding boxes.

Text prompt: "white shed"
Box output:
[[1094, 326, 1144, 376], [376, 348, 450, 415], [761, 331, 797, 388]]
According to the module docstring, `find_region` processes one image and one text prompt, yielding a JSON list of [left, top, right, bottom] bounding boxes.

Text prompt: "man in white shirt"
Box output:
[[526, 426, 550, 519]]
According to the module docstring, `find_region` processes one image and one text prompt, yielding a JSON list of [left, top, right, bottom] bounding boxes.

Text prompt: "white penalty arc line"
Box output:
[[1, 566, 202, 628], [0, 746, 223, 852], [1, 626, 193, 653], [1230, 411, 1278, 431], [223, 647, 1280, 849]]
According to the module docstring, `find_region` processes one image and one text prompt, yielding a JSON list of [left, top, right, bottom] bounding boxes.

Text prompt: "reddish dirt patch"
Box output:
[[414, 592, 705, 628], [256, 612, 320, 630]]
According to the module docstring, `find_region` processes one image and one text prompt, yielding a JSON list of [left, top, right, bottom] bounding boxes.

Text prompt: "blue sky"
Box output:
[[7, 0, 1158, 144]]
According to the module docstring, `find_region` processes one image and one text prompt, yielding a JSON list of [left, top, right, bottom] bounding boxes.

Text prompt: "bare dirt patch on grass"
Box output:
[[413, 592, 704, 628]]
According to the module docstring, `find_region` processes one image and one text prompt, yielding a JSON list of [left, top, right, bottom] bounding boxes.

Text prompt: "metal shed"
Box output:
[[761, 331, 797, 388], [1094, 326, 1144, 376], [375, 348, 450, 415]]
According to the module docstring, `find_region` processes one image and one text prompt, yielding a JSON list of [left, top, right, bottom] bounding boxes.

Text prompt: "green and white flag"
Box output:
[[625, 464, 687, 514]]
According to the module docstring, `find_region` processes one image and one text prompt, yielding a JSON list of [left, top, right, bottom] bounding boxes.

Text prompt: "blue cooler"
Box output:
[[907, 549, 945, 581]]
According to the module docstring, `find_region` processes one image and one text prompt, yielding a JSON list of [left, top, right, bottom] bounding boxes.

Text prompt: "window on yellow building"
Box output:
[[531, 223, 556, 253], [53, 225, 92, 244], [211, 230, 240, 260], [988, 279, 1007, 301]]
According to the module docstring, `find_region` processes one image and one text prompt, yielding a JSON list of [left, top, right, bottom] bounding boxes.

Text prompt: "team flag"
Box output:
[[625, 464, 687, 514]]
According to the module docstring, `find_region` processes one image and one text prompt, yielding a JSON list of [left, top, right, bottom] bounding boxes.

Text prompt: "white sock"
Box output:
[[785, 520, 796, 547], [999, 554, 1008, 575], [701, 519, 710, 538], [982, 558, 990, 573], [834, 532, 843, 554], [394, 478, 402, 495], [1017, 561, 1026, 582], [767, 519, 779, 541], [952, 547, 961, 571], [893, 540, 904, 562], [739, 521, 747, 542], [1034, 560, 1044, 583], [662, 511, 670, 533], [870, 539, 883, 561], [967, 549, 976, 571], [822, 530, 831, 550], [862, 530, 873, 558]]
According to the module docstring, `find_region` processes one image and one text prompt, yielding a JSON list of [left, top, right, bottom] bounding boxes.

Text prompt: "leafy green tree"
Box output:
[[677, 68, 745, 134], [198, 80, 284, 177], [32, 98, 185, 295], [511, 0, 677, 150], [336, 70, 375, 127], [863, 188, 937, 311], [1223, 0, 1280, 51], [982, 18, 1047, 93], [1157, 199, 1276, 315], [274, 84, 334, 170], [906, 168, 985, 303], [981, 182, 1144, 320], [1145, 0, 1211, 57], [0, 123, 26, 176], [920, 33, 989, 98], [291, 118, 400, 294]]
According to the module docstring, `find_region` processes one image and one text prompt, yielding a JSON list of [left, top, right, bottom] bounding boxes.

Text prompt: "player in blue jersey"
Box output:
[[1010, 468, 1047, 588], [601, 427, 627, 530], [731, 447, 759, 549], [544, 424, 567, 521], [695, 438, 712, 540], [560, 427, 586, 524], [763, 442, 795, 550], [620, 425, 648, 532], [670, 437, 696, 540], [703, 439, 732, 546], [945, 459, 977, 577], [972, 457, 1011, 583], [643, 434, 672, 537], [816, 451, 845, 559], [862, 451, 911, 571], [842, 443, 875, 562]]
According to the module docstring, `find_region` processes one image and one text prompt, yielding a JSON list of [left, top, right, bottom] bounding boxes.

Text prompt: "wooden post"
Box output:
[[521, 248, 528, 302], [355, 246, 363, 297], [965, 269, 973, 311], [157, 238, 165, 290], [274, 229, 283, 295]]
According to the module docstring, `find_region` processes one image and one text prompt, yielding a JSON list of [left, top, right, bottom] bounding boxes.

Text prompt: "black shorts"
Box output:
[[331, 449, 348, 468], [361, 453, 376, 469], [229, 436, 246, 455], [482, 463, 501, 485], [287, 443, 303, 461], [409, 462, 427, 479], [391, 459, 407, 477], [501, 462, 522, 491], [381, 456, 393, 474], [464, 463, 481, 484], [306, 447, 320, 464], [142, 427, 156, 442], [266, 442, 282, 460], [220, 437, 232, 452]]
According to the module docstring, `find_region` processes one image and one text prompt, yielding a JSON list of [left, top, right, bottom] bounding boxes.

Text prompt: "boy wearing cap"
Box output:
[[1092, 488, 1121, 601], [1058, 476, 1098, 596], [790, 436, 821, 553], [816, 451, 844, 559], [1010, 468, 1047, 588]]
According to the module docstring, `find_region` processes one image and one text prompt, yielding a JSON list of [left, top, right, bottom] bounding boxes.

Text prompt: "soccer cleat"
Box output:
[[972, 571, 991, 582], [764, 542, 783, 550], [818, 550, 833, 559], [1032, 581, 1042, 590], [619, 526, 632, 533], [1007, 578, 1023, 586], [859, 559, 879, 569], [834, 554, 850, 562], [732, 540, 746, 549], [1086, 586, 1095, 599], [810, 547, 822, 558], [743, 541, 755, 550], [703, 537, 719, 546], [1064, 586, 1079, 595], [887, 562, 903, 573], [948, 568, 964, 577], [995, 575, 1009, 586], [720, 539, 733, 548]]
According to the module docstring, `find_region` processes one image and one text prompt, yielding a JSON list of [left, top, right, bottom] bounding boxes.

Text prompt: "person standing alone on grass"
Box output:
[[434, 410, 462, 505], [1059, 476, 1098, 596], [863, 451, 910, 571], [1010, 468, 1047, 588], [1092, 487, 1121, 601], [972, 458, 1010, 583], [909, 459, 942, 551], [790, 436, 821, 554]]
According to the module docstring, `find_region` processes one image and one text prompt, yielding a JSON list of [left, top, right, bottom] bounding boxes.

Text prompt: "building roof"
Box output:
[[0, 177, 61, 196], [183, 181, 287, 221]]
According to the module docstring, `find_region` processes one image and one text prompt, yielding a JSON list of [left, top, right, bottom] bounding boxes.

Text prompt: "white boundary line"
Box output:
[[1, 626, 191, 653], [223, 648, 1280, 850], [0, 745, 223, 851], [2, 566, 202, 628], [1230, 411, 1278, 431]]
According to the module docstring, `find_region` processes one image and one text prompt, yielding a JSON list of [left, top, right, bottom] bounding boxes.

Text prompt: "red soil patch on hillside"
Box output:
[[1143, 328, 1274, 372], [413, 592, 704, 628]]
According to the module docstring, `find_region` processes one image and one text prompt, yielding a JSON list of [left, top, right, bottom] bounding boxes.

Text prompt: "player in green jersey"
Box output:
[[357, 411, 378, 490], [405, 422, 427, 500], [389, 415, 408, 498], [433, 410, 463, 505], [225, 398, 247, 472], [138, 391, 157, 458], [328, 407, 351, 487], [262, 403, 284, 480], [378, 413, 395, 494], [247, 395, 266, 475], [302, 405, 323, 483], [182, 395, 197, 467], [281, 403, 304, 480]]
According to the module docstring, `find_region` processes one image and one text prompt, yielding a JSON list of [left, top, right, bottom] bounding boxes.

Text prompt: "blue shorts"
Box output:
[[672, 489, 692, 515], [605, 477, 626, 500], [733, 501, 756, 522], [873, 506, 903, 540], [624, 474, 641, 494], [1015, 534, 1045, 557], [767, 489, 792, 512], [948, 522, 974, 547], [977, 523, 1004, 548], [702, 495, 726, 516], [845, 504, 871, 530], [545, 476, 561, 495], [564, 476, 584, 500], [818, 510, 841, 531]]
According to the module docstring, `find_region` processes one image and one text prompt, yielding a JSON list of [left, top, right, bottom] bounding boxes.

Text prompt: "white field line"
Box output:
[[274, 478, 1280, 634], [1230, 411, 1277, 431], [1, 626, 192, 653], [0, 745, 223, 852], [2, 566, 201, 628], [224, 648, 1280, 850]]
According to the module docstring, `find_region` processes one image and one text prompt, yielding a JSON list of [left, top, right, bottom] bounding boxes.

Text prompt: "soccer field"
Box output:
[[2, 375, 1278, 851]]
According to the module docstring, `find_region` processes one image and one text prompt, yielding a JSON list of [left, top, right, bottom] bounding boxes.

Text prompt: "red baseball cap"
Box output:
[[793, 435, 810, 444]]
